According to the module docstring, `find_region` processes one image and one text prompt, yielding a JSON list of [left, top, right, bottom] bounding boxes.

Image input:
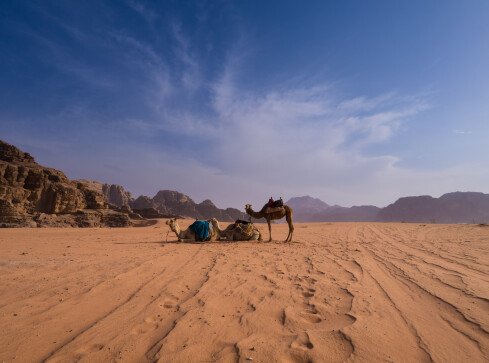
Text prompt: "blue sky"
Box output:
[[1, 1, 489, 208]]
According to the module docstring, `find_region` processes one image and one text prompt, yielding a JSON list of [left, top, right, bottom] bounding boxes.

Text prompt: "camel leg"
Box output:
[[267, 218, 272, 242], [285, 231, 290, 242], [287, 226, 294, 242], [285, 215, 294, 242]]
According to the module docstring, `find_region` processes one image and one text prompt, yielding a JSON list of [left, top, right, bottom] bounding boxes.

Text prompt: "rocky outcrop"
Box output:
[[224, 208, 248, 221], [76, 179, 134, 207], [0, 141, 36, 164], [31, 209, 133, 228], [150, 190, 196, 216], [0, 199, 37, 227], [104, 184, 133, 206], [132, 208, 177, 219], [76, 185, 246, 222], [0, 140, 132, 228], [196, 199, 227, 221], [141, 190, 246, 222], [130, 195, 155, 209], [127, 190, 246, 222]]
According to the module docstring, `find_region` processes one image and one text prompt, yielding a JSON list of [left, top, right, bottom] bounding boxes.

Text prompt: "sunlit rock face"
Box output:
[[0, 140, 131, 227]]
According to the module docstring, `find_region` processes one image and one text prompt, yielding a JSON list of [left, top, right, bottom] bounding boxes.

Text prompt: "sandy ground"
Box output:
[[1, 220, 489, 363]]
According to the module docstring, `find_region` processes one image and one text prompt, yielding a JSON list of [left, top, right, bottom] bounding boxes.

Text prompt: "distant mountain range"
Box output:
[[286, 193, 489, 224], [76, 181, 247, 222], [376, 192, 489, 223], [3, 140, 489, 226], [287, 196, 380, 222]]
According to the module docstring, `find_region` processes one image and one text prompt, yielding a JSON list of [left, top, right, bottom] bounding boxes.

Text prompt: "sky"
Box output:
[[1, 1, 489, 209]]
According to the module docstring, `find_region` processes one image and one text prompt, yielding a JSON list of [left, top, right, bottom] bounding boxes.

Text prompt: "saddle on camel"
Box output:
[[245, 197, 294, 242], [220, 219, 262, 241], [265, 197, 284, 214], [189, 220, 213, 241]]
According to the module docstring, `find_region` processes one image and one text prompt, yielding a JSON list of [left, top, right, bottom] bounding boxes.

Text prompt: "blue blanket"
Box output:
[[189, 220, 210, 240]]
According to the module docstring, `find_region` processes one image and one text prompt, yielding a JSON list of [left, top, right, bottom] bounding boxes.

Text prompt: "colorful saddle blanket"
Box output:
[[189, 220, 210, 240]]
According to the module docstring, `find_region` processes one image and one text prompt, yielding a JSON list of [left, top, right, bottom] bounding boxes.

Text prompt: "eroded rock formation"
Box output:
[[75, 179, 134, 207], [136, 190, 246, 222], [0, 140, 132, 227]]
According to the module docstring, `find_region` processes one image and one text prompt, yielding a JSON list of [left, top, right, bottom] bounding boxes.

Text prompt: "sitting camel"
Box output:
[[166, 218, 221, 242], [245, 204, 294, 242], [216, 220, 262, 241]]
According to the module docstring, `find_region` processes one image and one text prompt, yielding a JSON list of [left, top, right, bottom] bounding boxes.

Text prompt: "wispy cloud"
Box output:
[[120, 42, 432, 207], [125, 0, 158, 24], [8, 2, 484, 208], [171, 22, 202, 91], [109, 32, 162, 65]]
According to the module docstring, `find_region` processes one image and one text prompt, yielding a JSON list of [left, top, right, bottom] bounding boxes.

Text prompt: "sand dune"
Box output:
[[1, 221, 488, 362]]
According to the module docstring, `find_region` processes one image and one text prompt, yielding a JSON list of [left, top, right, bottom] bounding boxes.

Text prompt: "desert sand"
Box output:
[[1, 220, 488, 362]]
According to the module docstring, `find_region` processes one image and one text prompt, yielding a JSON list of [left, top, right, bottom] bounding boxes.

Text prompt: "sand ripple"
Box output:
[[1, 221, 488, 362]]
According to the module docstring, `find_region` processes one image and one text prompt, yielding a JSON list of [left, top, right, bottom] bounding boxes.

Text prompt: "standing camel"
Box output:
[[245, 204, 294, 242]]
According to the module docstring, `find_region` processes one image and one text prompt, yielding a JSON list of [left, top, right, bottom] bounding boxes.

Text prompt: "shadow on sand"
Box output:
[[132, 220, 159, 227]]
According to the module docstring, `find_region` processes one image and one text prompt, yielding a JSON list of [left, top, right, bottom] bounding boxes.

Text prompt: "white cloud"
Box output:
[[207, 67, 427, 182], [25, 14, 476, 208], [123, 48, 439, 207], [171, 22, 202, 91]]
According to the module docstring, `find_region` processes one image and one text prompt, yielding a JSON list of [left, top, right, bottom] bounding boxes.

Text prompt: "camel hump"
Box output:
[[264, 206, 285, 214]]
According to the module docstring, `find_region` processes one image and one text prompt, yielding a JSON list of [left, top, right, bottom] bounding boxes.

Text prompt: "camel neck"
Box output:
[[247, 209, 263, 219], [171, 223, 182, 238]]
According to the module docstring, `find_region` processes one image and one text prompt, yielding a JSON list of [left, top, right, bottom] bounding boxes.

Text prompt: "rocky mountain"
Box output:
[[76, 180, 134, 207], [0, 140, 132, 227], [130, 190, 246, 222], [76, 181, 247, 222], [131, 195, 154, 209], [5, 140, 489, 227], [286, 196, 331, 222], [287, 192, 489, 223], [286, 196, 379, 222], [376, 192, 489, 223], [67, 177, 247, 223]]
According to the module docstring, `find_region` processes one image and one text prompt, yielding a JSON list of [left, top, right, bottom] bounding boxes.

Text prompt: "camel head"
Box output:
[[166, 218, 177, 231], [245, 204, 252, 212]]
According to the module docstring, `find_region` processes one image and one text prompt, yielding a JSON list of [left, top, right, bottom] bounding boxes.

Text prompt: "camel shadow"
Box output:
[[132, 220, 159, 227], [113, 241, 164, 245]]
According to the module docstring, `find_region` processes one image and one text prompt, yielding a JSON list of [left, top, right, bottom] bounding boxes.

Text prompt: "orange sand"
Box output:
[[1, 221, 488, 362]]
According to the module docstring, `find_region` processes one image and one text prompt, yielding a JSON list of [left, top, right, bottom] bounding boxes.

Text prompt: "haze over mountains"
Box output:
[[377, 192, 489, 223], [76, 180, 247, 222], [2, 140, 489, 226], [286, 196, 381, 222], [288, 194, 489, 224]]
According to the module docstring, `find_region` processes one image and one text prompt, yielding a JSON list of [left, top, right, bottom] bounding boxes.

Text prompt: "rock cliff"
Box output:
[[57, 180, 246, 222], [132, 190, 246, 222], [0, 140, 132, 227], [75, 180, 134, 207]]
